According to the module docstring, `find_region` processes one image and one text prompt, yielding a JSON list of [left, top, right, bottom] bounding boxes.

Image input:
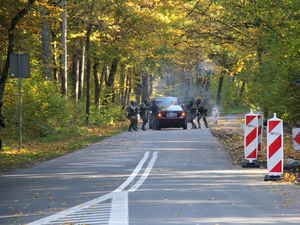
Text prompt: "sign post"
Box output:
[[9, 53, 30, 150]]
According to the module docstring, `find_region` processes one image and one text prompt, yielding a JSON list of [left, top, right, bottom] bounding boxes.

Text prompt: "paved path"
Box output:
[[0, 121, 299, 225]]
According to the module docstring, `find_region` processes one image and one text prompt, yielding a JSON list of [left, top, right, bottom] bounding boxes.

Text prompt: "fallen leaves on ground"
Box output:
[[210, 117, 300, 184], [0, 121, 129, 172]]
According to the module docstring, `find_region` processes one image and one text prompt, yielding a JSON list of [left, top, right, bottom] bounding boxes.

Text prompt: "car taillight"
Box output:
[[181, 112, 186, 117], [158, 113, 163, 117]]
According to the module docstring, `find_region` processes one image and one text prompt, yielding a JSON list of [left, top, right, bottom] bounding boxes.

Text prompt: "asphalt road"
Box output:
[[0, 121, 299, 225]]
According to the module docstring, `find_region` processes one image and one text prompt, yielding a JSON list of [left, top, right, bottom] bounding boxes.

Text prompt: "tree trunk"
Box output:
[[217, 75, 224, 108], [134, 70, 142, 104], [106, 58, 118, 103], [142, 72, 149, 101], [0, 0, 36, 101], [94, 62, 100, 106], [127, 75, 132, 105], [205, 70, 212, 105], [71, 54, 79, 100], [40, 6, 52, 79], [78, 45, 85, 100], [239, 80, 245, 98], [53, 42, 59, 80], [94, 63, 106, 109], [85, 20, 93, 124], [123, 70, 129, 109], [149, 74, 155, 97], [98, 64, 106, 109], [126, 67, 132, 105], [61, 0, 67, 98], [120, 64, 125, 105]]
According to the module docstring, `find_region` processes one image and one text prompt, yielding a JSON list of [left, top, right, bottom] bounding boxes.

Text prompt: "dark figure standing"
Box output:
[[150, 100, 159, 129], [196, 98, 208, 128], [0, 101, 6, 149], [139, 100, 149, 131], [133, 101, 139, 130], [187, 100, 197, 129], [126, 101, 137, 132]]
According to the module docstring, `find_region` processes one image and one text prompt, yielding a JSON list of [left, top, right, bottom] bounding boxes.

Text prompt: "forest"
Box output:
[[0, 0, 300, 158]]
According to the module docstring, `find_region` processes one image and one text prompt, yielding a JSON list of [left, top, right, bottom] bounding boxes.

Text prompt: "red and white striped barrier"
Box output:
[[212, 108, 218, 125], [266, 113, 283, 176], [257, 114, 263, 151], [293, 128, 300, 150], [244, 110, 258, 163]]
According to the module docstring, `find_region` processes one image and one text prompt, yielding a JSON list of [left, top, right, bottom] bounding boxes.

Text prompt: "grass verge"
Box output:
[[0, 121, 129, 173]]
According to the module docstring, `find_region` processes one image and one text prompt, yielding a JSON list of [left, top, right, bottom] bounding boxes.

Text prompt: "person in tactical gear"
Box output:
[[139, 99, 149, 131], [0, 101, 5, 149], [133, 101, 139, 130], [126, 101, 138, 132], [150, 100, 159, 129], [187, 99, 197, 129], [196, 98, 208, 128]]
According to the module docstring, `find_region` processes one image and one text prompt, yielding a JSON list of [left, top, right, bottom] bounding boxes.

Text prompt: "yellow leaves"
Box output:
[[283, 172, 296, 183]]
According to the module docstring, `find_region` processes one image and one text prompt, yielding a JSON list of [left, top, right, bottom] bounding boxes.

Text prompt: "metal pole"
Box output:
[[18, 54, 22, 150]]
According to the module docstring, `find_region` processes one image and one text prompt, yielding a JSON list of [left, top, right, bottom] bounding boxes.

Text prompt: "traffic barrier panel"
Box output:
[[257, 114, 263, 151], [293, 128, 300, 150], [212, 108, 218, 125], [265, 113, 283, 181], [243, 110, 260, 167]]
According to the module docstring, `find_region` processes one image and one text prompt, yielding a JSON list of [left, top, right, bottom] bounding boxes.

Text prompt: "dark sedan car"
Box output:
[[149, 97, 180, 129], [155, 105, 187, 130]]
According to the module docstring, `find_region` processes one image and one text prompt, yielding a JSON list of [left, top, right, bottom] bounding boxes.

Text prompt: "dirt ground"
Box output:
[[209, 114, 300, 184]]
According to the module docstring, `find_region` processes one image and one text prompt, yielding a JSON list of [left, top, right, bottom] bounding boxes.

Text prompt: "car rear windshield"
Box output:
[[161, 105, 182, 111], [152, 97, 179, 107]]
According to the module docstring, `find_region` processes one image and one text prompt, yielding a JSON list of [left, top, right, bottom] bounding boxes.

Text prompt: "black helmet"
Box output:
[[130, 101, 135, 105]]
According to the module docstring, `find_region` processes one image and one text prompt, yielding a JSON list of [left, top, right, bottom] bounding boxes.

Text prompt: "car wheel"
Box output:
[[183, 124, 187, 129], [156, 125, 161, 130]]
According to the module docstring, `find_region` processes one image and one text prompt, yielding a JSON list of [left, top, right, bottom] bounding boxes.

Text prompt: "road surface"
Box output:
[[0, 121, 299, 224]]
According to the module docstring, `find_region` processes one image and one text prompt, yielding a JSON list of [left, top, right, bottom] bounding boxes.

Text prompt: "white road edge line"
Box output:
[[28, 151, 151, 225]]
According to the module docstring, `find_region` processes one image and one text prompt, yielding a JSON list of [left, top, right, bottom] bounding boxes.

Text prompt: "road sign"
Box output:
[[9, 53, 30, 151], [293, 128, 300, 150], [9, 53, 30, 78]]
